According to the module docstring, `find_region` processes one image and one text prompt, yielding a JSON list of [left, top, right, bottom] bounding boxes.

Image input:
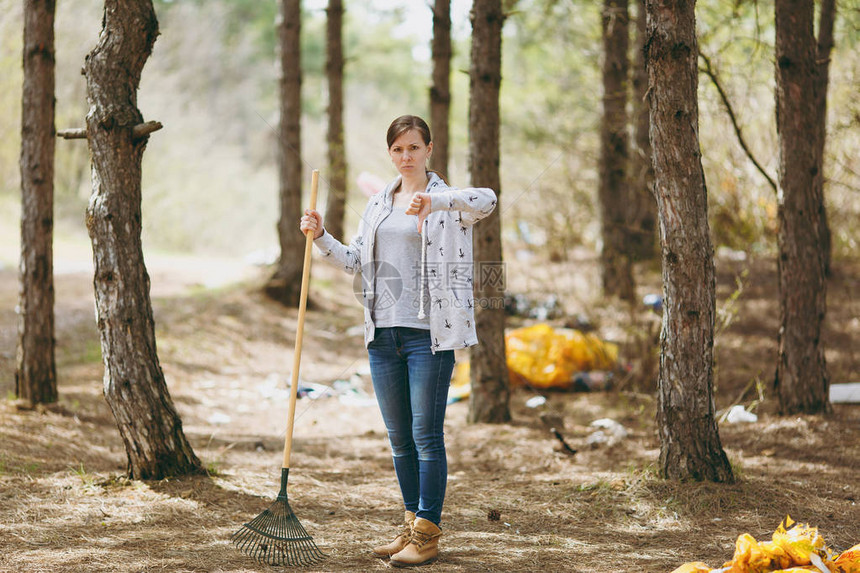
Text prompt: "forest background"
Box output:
[[1, 0, 858, 263], [1, 1, 860, 571]]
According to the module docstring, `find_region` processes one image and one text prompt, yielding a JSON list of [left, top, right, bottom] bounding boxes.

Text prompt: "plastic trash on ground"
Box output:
[[505, 324, 618, 389], [586, 418, 628, 448], [830, 383, 860, 404], [671, 516, 860, 573], [725, 404, 759, 424]]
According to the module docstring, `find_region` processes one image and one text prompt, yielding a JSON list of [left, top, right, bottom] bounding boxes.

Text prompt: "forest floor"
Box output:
[[0, 244, 858, 573]]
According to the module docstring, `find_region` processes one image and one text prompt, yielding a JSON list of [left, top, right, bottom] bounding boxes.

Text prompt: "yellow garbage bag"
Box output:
[[505, 324, 619, 389], [447, 361, 471, 403], [770, 516, 830, 567], [672, 516, 855, 573]]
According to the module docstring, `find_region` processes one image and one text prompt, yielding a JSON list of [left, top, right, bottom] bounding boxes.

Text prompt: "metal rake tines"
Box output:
[[232, 498, 326, 567]]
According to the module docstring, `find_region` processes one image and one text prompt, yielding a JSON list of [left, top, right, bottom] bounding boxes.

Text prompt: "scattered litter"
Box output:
[[207, 412, 232, 425], [586, 430, 609, 447], [643, 293, 663, 315], [551, 428, 577, 456], [571, 370, 613, 392], [297, 382, 333, 400], [332, 378, 375, 406], [525, 395, 547, 408], [671, 515, 860, 573], [724, 404, 758, 424], [830, 383, 860, 404], [487, 509, 501, 521], [503, 293, 564, 320], [586, 418, 628, 448], [505, 324, 618, 389]]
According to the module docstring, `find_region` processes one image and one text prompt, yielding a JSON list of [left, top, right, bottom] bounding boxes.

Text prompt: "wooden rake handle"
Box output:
[[282, 169, 319, 469]]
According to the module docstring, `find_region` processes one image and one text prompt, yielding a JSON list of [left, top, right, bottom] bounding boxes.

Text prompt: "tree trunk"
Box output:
[[628, 0, 658, 262], [84, 0, 202, 480], [429, 0, 451, 180], [17, 0, 57, 406], [645, 0, 733, 482], [774, 0, 830, 415], [815, 0, 835, 276], [468, 0, 510, 424], [323, 0, 347, 242], [266, 0, 304, 306], [599, 0, 635, 303]]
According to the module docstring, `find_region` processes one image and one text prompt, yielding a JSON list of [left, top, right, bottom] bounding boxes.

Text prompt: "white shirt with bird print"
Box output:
[[313, 171, 498, 353]]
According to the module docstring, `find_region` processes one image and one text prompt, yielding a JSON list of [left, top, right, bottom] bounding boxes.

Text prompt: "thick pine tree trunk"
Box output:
[[815, 0, 835, 276], [645, 0, 733, 482], [17, 0, 57, 406], [599, 0, 635, 302], [267, 0, 304, 306], [774, 0, 830, 415], [84, 0, 202, 480], [628, 0, 658, 262], [429, 0, 451, 179], [468, 0, 510, 424], [323, 0, 347, 242]]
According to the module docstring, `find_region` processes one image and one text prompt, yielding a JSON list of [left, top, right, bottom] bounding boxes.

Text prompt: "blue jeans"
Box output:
[[368, 327, 455, 526]]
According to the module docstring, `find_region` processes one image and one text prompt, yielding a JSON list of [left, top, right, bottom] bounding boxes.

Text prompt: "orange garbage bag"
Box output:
[[834, 543, 860, 573]]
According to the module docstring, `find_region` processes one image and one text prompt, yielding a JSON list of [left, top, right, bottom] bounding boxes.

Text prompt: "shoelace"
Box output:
[[409, 528, 439, 548]]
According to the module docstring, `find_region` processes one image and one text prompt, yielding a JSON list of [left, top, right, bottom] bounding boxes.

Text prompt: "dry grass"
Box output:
[[0, 254, 858, 572]]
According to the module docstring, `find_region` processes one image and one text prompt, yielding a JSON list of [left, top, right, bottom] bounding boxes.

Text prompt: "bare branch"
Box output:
[[698, 50, 778, 193], [132, 120, 163, 140], [57, 121, 162, 141], [56, 128, 86, 140]]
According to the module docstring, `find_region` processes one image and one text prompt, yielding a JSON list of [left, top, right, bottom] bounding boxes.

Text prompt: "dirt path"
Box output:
[[1, 248, 858, 572]]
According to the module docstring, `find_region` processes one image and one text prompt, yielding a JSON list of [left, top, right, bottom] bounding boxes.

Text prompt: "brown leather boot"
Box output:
[[389, 517, 442, 568], [371, 511, 415, 559]]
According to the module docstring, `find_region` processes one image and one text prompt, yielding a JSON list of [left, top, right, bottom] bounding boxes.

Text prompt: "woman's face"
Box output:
[[388, 129, 432, 177]]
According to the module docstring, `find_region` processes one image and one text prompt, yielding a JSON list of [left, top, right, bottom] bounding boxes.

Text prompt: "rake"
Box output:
[[232, 170, 326, 567]]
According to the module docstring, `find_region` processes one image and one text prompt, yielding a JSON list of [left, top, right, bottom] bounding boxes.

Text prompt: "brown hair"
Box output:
[[386, 115, 432, 148]]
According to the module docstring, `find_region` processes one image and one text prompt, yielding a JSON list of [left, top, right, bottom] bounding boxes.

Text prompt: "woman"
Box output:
[[300, 115, 496, 568]]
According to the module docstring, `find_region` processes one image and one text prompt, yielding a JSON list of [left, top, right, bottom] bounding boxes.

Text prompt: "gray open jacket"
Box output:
[[313, 171, 497, 353]]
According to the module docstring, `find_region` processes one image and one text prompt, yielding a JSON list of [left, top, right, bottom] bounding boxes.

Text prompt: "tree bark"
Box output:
[[815, 0, 835, 276], [84, 0, 202, 479], [323, 0, 347, 242], [599, 0, 635, 303], [17, 0, 57, 406], [628, 0, 658, 262], [645, 0, 733, 482], [429, 0, 451, 180], [773, 0, 830, 415], [468, 0, 510, 424], [266, 0, 304, 306]]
